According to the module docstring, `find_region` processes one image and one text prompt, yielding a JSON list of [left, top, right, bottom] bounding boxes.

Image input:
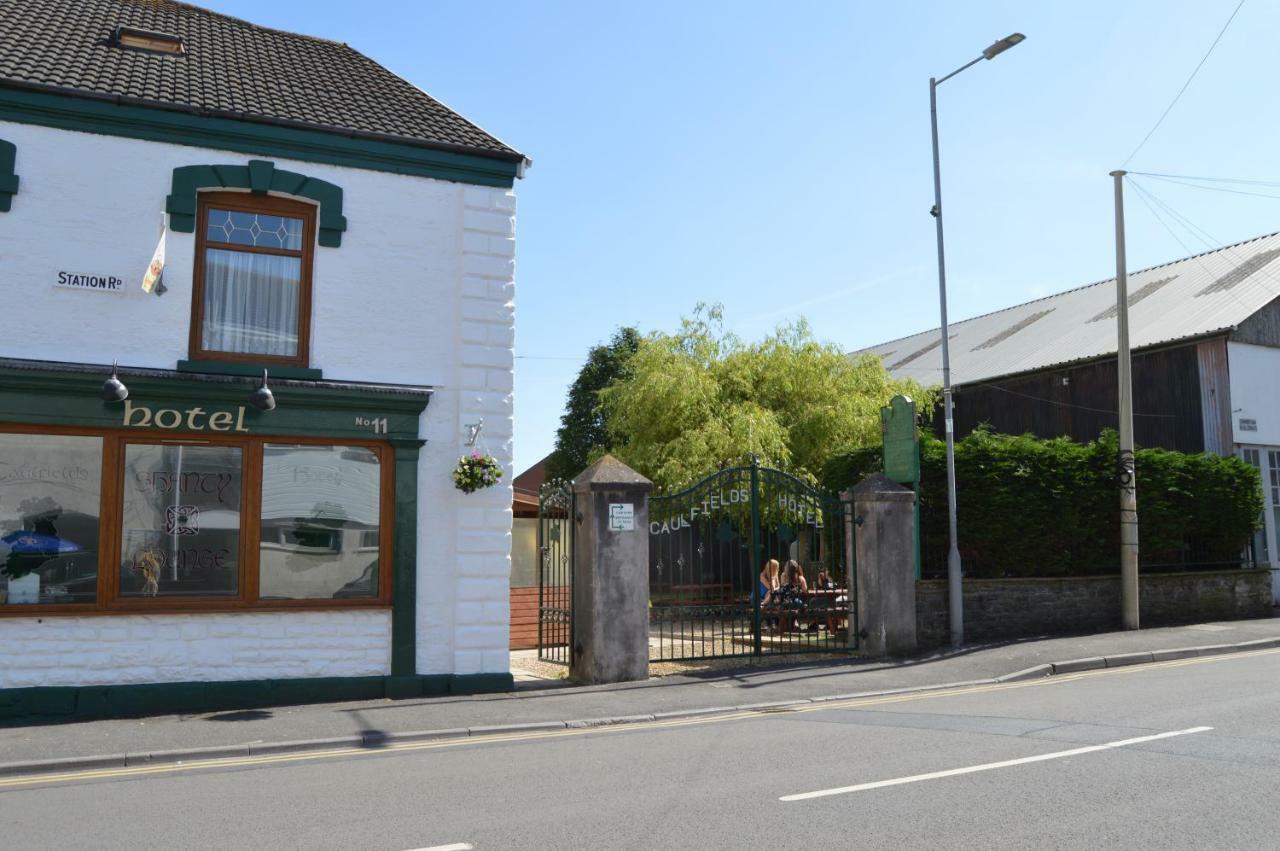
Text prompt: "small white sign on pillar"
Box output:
[[608, 503, 635, 531]]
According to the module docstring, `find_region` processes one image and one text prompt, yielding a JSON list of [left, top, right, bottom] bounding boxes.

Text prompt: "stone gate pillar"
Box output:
[[853, 473, 917, 657], [571, 455, 653, 684]]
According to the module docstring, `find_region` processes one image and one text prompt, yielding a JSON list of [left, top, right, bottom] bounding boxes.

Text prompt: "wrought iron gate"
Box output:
[[648, 459, 856, 661], [536, 481, 574, 663]]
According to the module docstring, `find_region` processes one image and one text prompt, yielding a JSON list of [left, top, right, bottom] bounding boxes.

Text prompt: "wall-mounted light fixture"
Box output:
[[249, 369, 276, 411], [100, 361, 128, 401]]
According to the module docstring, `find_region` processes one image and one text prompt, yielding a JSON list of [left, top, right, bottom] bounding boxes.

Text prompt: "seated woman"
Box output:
[[775, 560, 809, 632], [782, 560, 808, 595], [758, 559, 781, 633]]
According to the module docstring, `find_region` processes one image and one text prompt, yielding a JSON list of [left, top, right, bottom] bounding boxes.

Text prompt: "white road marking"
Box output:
[[404, 844, 472, 851], [780, 726, 1213, 802]]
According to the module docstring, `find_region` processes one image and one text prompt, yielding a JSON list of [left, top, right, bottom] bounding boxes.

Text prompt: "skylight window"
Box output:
[[1196, 248, 1280, 296], [889, 335, 956, 370], [1088, 276, 1177, 323], [112, 26, 186, 56], [971, 309, 1054, 351]]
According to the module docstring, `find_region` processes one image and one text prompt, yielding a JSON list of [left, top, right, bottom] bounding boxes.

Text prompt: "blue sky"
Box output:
[[206, 1, 1278, 473]]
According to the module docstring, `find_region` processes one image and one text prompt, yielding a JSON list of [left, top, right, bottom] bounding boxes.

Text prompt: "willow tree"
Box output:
[[598, 305, 934, 492]]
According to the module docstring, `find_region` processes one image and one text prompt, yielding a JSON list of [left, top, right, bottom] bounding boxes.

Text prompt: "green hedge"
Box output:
[[823, 429, 1262, 578]]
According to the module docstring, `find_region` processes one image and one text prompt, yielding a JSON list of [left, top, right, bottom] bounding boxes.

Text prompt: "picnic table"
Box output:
[[763, 587, 849, 635]]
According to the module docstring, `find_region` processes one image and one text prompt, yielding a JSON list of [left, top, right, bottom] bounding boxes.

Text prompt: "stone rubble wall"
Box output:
[[916, 569, 1273, 648]]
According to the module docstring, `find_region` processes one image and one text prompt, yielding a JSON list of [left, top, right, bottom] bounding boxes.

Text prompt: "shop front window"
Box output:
[[0, 426, 391, 615], [119, 443, 242, 598], [0, 434, 102, 606], [258, 444, 381, 600]]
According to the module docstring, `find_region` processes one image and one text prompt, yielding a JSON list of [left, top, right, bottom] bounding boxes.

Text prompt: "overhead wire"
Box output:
[[1131, 173, 1280, 202], [1120, 0, 1247, 166], [1129, 171, 1280, 189], [1123, 177, 1280, 332], [1125, 175, 1280, 305]]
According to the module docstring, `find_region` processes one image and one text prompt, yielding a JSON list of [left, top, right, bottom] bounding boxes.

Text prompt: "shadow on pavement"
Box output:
[[205, 709, 274, 722]]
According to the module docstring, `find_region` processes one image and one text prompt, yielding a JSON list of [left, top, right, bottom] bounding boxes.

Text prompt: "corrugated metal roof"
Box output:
[[854, 231, 1280, 386]]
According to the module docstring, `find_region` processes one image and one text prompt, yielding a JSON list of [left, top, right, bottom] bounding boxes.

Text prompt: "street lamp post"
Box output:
[[929, 32, 1025, 648]]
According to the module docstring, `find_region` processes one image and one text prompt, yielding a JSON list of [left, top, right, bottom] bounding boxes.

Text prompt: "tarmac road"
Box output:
[[2, 648, 1278, 850]]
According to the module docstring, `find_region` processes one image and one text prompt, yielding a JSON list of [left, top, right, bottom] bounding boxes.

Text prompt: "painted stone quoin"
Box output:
[[0, 0, 528, 719]]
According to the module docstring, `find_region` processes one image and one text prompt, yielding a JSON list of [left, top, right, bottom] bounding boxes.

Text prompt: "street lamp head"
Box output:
[[982, 32, 1026, 60]]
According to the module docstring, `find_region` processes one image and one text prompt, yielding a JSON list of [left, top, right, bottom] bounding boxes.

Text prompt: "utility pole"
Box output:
[[1110, 170, 1140, 629]]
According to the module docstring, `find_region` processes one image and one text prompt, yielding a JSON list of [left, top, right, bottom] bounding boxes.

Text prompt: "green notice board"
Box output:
[[881, 394, 919, 485]]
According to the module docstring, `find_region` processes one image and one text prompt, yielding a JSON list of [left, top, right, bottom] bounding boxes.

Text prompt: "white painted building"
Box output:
[[0, 0, 527, 717]]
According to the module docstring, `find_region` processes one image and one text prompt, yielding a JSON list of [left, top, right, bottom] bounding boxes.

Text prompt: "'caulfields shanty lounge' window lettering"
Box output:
[[120, 444, 242, 598], [121, 400, 250, 432]]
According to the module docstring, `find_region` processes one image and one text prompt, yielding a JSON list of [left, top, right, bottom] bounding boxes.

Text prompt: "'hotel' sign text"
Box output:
[[122, 400, 250, 432]]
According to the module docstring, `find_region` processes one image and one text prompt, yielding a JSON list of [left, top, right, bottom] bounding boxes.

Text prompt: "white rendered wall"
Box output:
[[1228, 342, 1280, 446], [0, 122, 515, 685], [0, 611, 391, 689]]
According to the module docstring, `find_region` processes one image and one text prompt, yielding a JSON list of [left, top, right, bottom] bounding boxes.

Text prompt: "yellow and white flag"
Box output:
[[141, 221, 166, 294]]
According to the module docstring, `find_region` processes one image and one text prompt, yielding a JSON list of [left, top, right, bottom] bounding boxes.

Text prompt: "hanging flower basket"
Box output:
[[452, 452, 503, 494]]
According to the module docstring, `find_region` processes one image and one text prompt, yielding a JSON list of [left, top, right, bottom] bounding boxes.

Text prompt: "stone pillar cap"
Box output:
[[573, 454, 654, 493], [853, 472, 915, 502]]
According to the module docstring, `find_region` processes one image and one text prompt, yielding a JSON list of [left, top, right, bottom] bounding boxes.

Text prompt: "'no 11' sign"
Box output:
[[881, 394, 919, 485]]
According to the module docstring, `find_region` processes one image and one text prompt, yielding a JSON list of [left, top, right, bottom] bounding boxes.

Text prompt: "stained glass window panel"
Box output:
[[205, 208, 303, 250]]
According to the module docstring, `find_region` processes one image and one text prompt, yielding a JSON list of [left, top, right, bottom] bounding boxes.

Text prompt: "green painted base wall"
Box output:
[[0, 673, 514, 724]]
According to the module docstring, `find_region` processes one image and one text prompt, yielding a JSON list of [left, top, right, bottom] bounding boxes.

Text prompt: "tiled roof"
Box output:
[[0, 0, 523, 160], [855, 231, 1280, 385]]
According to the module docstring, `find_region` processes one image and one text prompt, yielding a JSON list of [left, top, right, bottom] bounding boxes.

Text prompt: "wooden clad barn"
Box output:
[[856, 231, 1280, 603]]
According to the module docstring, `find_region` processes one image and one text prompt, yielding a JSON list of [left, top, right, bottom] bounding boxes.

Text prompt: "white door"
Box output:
[[1239, 447, 1280, 603]]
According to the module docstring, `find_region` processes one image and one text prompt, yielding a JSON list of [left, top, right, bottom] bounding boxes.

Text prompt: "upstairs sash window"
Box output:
[[192, 192, 315, 366]]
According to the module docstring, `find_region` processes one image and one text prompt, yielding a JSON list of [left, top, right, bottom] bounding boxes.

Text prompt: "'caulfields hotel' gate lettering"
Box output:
[[649, 487, 825, 534]]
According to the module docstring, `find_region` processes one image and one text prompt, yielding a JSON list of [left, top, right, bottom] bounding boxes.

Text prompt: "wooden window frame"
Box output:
[[0, 424, 393, 617], [190, 191, 317, 368]]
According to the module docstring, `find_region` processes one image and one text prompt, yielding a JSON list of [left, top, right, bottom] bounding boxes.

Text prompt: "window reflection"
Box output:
[[259, 445, 381, 599], [0, 435, 102, 605]]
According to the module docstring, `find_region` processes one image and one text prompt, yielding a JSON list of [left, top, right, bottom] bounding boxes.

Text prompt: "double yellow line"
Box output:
[[3, 646, 1275, 791]]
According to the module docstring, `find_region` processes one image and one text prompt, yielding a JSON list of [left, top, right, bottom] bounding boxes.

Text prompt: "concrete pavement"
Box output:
[[2, 643, 1278, 849], [1, 615, 1277, 773]]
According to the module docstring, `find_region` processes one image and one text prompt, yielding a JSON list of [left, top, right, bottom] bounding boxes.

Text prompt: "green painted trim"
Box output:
[[176, 359, 323, 381], [0, 673, 514, 721], [450, 673, 515, 695], [0, 138, 17, 212], [390, 440, 424, 676], [167, 160, 348, 247], [0, 362, 429, 442], [0, 88, 519, 188]]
